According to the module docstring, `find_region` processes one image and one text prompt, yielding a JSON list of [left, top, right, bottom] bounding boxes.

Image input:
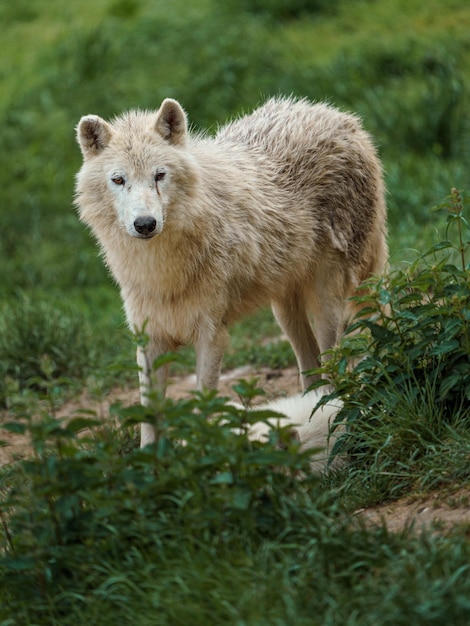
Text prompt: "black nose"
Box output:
[[134, 216, 157, 236]]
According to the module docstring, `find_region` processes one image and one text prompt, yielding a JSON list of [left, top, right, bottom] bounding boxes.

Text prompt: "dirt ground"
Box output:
[[0, 364, 301, 467], [1, 364, 469, 534]]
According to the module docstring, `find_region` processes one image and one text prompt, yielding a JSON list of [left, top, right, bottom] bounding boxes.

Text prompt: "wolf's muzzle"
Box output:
[[134, 216, 157, 237]]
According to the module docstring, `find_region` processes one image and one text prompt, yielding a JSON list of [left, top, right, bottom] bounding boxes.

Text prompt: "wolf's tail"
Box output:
[[245, 390, 345, 473]]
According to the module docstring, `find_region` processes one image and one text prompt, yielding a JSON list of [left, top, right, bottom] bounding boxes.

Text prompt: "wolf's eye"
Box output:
[[154, 171, 166, 183], [112, 176, 125, 185]]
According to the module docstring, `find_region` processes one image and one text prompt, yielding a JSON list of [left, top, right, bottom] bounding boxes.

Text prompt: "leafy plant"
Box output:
[[226, 0, 338, 21], [316, 189, 470, 496], [0, 387, 325, 621], [0, 295, 95, 405], [1, 376, 470, 624]]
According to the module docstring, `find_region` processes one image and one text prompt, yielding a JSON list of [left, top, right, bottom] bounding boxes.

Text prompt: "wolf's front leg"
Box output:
[[136, 339, 171, 446], [195, 324, 230, 391]]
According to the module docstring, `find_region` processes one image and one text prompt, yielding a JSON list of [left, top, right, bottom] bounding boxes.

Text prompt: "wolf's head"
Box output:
[[75, 99, 197, 240]]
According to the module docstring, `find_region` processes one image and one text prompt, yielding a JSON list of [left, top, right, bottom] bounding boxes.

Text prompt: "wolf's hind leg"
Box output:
[[272, 295, 321, 390], [308, 280, 350, 360], [195, 324, 230, 391]]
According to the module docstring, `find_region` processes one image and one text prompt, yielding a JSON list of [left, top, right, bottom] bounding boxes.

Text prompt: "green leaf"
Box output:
[[363, 321, 396, 343], [66, 417, 102, 433], [429, 340, 460, 356], [1, 421, 27, 435], [231, 488, 251, 510], [3, 556, 35, 571], [210, 471, 234, 485], [377, 288, 392, 305]]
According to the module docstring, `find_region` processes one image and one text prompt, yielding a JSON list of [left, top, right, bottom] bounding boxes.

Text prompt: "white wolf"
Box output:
[[237, 390, 345, 473], [75, 97, 387, 446]]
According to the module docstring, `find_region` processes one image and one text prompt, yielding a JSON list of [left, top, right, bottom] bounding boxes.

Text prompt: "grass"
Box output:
[[283, 0, 470, 59], [0, 405, 469, 625], [0, 386, 469, 625]]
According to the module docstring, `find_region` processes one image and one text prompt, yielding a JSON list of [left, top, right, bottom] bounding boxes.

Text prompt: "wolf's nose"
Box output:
[[134, 216, 157, 236]]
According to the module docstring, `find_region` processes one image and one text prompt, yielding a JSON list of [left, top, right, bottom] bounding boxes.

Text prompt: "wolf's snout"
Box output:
[[134, 216, 157, 237]]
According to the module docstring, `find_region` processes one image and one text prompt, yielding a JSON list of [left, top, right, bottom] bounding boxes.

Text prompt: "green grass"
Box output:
[[283, 0, 470, 60], [1, 379, 469, 625]]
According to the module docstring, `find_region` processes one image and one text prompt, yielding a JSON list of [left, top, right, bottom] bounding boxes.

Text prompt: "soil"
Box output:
[[357, 487, 470, 534], [1, 364, 469, 534]]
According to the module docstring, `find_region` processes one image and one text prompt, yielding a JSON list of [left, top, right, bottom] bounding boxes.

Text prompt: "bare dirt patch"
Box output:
[[2, 365, 469, 533], [357, 486, 470, 534], [0, 365, 301, 467]]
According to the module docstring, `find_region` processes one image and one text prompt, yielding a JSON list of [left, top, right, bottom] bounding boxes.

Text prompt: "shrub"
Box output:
[[316, 189, 470, 494], [0, 387, 329, 621], [226, 0, 338, 20], [1, 377, 469, 624], [0, 296, 94, 405]]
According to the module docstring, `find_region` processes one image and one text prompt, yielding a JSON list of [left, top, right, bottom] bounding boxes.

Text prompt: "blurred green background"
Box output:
[[0, 0, 469, 397]]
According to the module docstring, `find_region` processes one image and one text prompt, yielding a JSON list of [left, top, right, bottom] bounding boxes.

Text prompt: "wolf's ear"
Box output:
[[154, 99, 187, 146], [76, 115, 113, 158]]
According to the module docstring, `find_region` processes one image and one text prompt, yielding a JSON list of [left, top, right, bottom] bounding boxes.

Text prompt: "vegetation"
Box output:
[[0, 194, 469, 623], [316, 187, 470, 508], [0, 1, 469, 623]]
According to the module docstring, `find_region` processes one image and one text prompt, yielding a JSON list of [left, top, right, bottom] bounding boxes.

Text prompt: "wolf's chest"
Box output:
[[120, 276, 219, 347]]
